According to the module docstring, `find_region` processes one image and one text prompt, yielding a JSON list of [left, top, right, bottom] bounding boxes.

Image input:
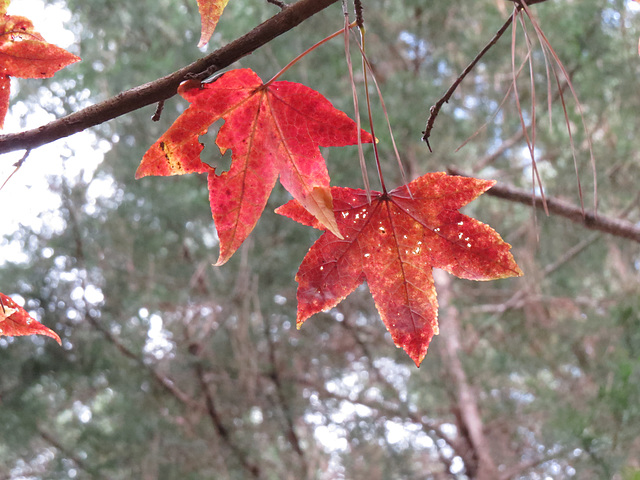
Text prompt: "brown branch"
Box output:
[[435, 270, 498, 480], [193, 359, 261, 479], [448, 167, 640, 243], [422, 0, 550, 150], [0, 0, 340, 155], [38, 427, 106, 479], [60, 182, 202, 410], [263, 316, 307, 463], [499, 446, 573, 480]]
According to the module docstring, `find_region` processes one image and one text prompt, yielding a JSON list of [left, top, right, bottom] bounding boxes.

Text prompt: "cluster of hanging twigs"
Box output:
[[422, 0, 596, 220]]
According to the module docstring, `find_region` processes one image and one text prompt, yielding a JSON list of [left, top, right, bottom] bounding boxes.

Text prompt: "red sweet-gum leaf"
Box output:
[[276, 172, 523, 367], [0, 12, 80, 127], [137, 69, 373, 265], [0, 293, 61, 344], [196, 0, 230, 48]]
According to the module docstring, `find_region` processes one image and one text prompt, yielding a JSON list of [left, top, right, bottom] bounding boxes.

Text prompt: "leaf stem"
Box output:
[[343, 0, 370, 202], [359, 26, 386, 194], [350, 27, 410, 196], [1, 149, 30, 191], [266, 21, 357, 86]]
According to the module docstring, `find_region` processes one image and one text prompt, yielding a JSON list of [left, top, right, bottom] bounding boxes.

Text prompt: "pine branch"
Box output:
[[0, 0, 340, 155]]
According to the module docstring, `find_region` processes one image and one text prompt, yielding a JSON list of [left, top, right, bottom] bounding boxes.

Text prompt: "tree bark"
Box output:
[[435, 269, 498, 480]]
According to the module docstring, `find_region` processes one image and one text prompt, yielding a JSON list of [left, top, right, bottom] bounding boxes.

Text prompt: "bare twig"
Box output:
[[38, 427, 107, 479], [263, 315, 307, 464], [422, 0, 550, 150], [267, 0, 287, 8], [151, 100, 165, 122], [1, 149, 30, 190], [61, 184, 202, 410], [448, 167, 640, 243], [499, 446, 573, 480], [193, 358, 261, 478], [0, 0, 340, 155], [354, 0, 364, 28], [422, 15, 514, 150]]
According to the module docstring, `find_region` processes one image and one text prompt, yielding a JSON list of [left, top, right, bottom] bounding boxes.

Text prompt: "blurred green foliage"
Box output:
[[1, 0, 639, 478]]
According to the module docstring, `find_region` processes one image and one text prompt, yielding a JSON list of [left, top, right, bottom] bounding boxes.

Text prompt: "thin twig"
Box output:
[[422, 0, 550, 150], [193, 358, 261, 478], [1, 149, 30, 190], [61, 184, 202, 410], [38, 427, 107, 479], [266, 0, 287, 8], [151, 100, 164, 122], [354, 0, 364, 28], [263, 315, 307, 463], [422, 15, 514, 150]]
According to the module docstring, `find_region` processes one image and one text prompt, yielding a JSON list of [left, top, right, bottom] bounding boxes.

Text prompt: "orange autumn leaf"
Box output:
[[137, 68, 373, 266], [0, 292, 61, 344], [0, 3, 80, 128], [196, 0, 230, 48], [276, 173, 522, 367]]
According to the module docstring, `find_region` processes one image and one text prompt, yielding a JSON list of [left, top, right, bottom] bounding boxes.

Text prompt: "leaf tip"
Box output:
[[403, 339, 431, 368], [213, 255, 228, 267], [0, 293, 62, 345], [306, 186, 343, 239]]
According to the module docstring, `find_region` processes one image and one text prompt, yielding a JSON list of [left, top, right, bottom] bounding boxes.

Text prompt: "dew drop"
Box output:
[[458, 232, 463, 239], [364, 253, 370, 258], [26, 319, 33, 325], [467, 243, 472, 248], [457, 221, 464, 226], [434, 227, 440, 232], [319, 266, 324, 271], [341, 212, 349, 218]]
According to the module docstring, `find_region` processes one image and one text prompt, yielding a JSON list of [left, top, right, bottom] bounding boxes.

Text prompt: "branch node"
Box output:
[[267, 0, 287, 9], [151, 100, 165, 122], [354, 0, 364, 28], [1, 149, 30, 191]]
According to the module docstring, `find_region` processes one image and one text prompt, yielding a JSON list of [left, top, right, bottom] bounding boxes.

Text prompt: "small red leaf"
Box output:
[[277, 172, 522, 367], [196, 0, 230, 48], [0, 293, 61, 344], [0, 11, 80, 127], [138, 69, 373, 265]]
